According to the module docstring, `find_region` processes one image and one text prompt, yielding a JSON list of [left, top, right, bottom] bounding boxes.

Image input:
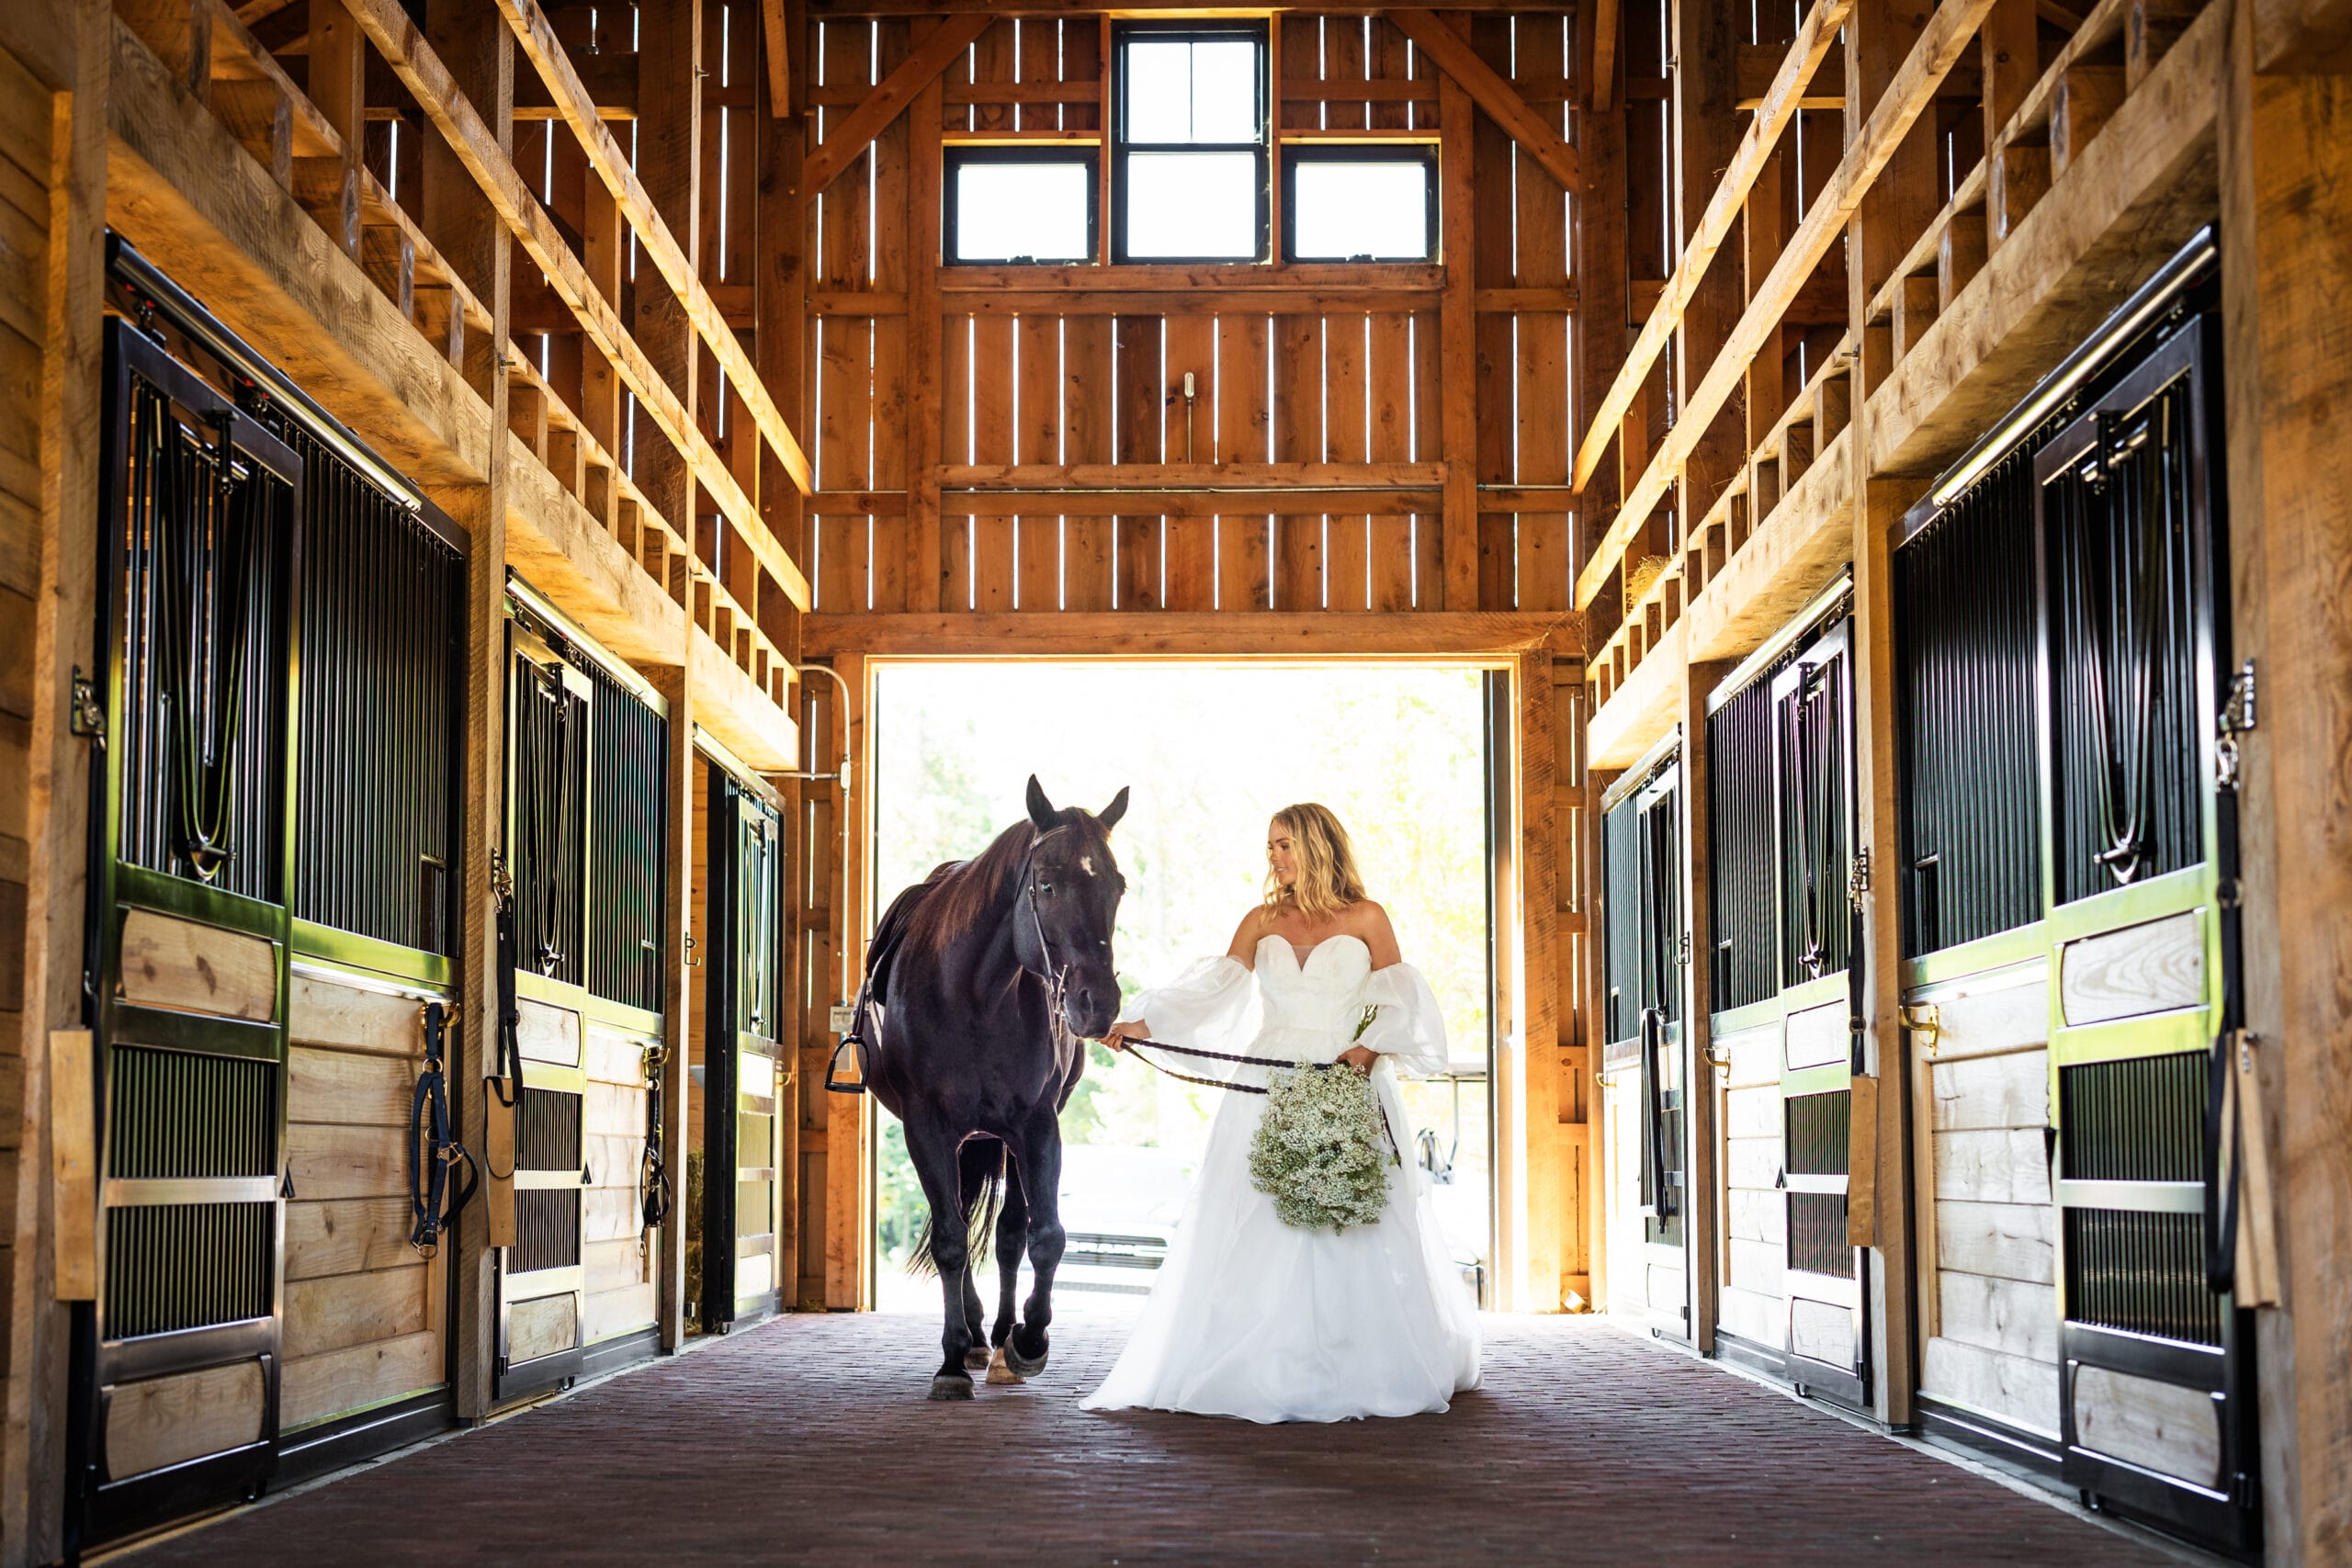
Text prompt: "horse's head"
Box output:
[[1022, 775, 1128, 1040]]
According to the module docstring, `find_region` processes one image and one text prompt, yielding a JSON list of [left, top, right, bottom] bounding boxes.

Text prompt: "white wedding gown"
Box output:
[[1080, 933, 1482, 1423]]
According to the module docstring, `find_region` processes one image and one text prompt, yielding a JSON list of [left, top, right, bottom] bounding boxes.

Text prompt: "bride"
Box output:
[[1080, 803, 1482, 1423]]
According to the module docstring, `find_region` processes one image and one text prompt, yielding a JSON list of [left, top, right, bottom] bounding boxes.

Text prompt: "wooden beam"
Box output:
[[1572, 0, 1853, 496], [800, 611, 1579, 659], [345, 0, 814, 609], [943, 460, 1449, 490], [1391, 9, 1583, 194], [796, 12, 993, 195], [494, 0, 816, 506], [761, 0, 792, 115], [1574, 0, 1997, 609], [1438, 71, 1479, 608], [1591, 0, 1619, 110], [939, 488, 1439, 517]]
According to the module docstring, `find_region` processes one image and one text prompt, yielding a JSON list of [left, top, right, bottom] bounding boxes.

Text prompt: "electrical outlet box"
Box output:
[[828, 1004, 856, 1034]]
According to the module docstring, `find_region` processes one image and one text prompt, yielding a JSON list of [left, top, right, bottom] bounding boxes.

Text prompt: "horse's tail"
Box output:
[[907, 1137, 1007, 1278]]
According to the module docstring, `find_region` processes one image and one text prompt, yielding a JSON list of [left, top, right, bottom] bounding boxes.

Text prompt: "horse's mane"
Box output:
[[899, 818, 1037, 953]]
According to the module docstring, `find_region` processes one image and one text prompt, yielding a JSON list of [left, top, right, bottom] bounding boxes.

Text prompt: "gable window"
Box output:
[[1114, 25, 1269, 263], [1284, 146, 1439, 263], [944, 148, 1100, 265]]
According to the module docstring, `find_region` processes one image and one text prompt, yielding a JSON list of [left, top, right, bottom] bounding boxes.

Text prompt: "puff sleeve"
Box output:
[[1355, 962, 1450, 1077], [1115, 955, 1260, 1058]]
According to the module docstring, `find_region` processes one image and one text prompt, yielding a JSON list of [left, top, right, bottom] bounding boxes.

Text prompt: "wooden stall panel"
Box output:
[[281, 972, 448, 1429], [106, 1363, 266, 1480], [585, 1026, 658, 1343], [1719, 1021, 1787, 1349]]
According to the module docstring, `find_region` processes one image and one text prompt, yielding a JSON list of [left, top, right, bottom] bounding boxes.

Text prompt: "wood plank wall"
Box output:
[[800, 11, 1582, 615], [283, 977, 451, 1429]]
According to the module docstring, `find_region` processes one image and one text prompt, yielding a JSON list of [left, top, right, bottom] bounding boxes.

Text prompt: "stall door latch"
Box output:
[[2217, 659, 2256, 792]]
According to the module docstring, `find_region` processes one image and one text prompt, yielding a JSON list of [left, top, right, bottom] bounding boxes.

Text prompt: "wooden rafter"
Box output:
[[1570, 0, 1852, 494], [797, 13, 996, 195], [1391, 9, 1583, 195], [496, 0, 815, 501], [1572, 0, 1999, 610], [342, 0, 814, 610], [763, 0, 793, 116], [1590, 0, 1619, 111]]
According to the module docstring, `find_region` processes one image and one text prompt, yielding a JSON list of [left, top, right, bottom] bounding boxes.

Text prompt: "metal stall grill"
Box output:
[[79, 316, 302, 1547], [1708, 655, 1793, 1014], [1894, 434, 2052, 959], [2030, 250, 2256, 1553], [588, 667, 669, 1012], [284, 423, 466, 958], [509, 645, 588, 988]]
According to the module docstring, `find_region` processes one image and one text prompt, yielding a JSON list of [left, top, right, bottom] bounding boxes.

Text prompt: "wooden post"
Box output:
[[824, 655, 871, 1309], [1573, 0, 1628, 641], [420, 0, 514, 1422], [634, 0, 704, 559], [1680, 659, 1735, 1353], [904, 62, 944, 613], [2218, 5, 2352, 1551], [309, 0, 367, 259], [1437, 69, 1478, 610], [1670, 0, 1746, 521], [1, 8, 107, 1562], [652, 665, 695, 1348], [1839, 0, 1938, 1432], [1516, 641, 1566, 1311]]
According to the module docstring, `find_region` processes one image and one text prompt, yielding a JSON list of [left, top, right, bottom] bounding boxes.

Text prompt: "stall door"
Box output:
[[1600, 749, 1689, 1337], [2035, 313, 2257, 1555], [1770, 616, 1869, 1407], [74, 321, 301, 1544], [702, 767, 785, 1330]]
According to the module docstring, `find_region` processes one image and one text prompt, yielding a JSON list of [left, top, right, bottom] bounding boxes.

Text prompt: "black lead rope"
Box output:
[[641, 1044, 672, 1230], [409, 1000, 481, 1258], [491, 857, 526, 1109], [1121, 1036, 1402, 1165]]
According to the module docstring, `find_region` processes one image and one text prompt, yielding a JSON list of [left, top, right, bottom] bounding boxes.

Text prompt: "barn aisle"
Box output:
[[124, 1311, 2188, 1566]]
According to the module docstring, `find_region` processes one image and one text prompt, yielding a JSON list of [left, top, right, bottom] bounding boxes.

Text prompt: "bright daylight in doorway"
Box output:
[[871, 664, 1493, 1315]]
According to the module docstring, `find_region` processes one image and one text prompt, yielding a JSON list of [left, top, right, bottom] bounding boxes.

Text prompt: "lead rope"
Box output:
[[640, 1043, 672, 1230], [409, 1000, 481, 1257], [1119, 1033, 1402, 1165], [490, 851, 526, 1110]]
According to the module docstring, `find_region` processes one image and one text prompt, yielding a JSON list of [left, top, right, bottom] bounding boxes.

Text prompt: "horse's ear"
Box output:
[[1098, 786, 1129, 831], [1024, 774, 1059, 833]]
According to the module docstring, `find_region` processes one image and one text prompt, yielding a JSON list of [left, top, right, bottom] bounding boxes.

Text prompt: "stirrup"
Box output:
[[825, 1035, 866, 1095]]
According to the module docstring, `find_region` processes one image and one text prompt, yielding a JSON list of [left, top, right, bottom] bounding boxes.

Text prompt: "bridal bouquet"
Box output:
[[1247, 1009, 1396, 1233]]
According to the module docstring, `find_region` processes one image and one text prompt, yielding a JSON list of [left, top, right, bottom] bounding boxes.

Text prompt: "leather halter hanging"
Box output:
[[409, 1000, 481, 1257]]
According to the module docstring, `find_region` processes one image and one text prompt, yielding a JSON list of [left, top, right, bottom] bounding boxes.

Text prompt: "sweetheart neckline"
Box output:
[[1256, 931, 1371, 969]]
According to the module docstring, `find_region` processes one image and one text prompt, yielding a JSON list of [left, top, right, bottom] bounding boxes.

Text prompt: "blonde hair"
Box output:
[[1264, 803, 1368, 920]]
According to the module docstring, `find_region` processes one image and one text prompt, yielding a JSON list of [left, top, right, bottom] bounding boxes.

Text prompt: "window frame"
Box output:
[[1280, 143, 1442, 264], [1111, 22, 1272, 265], [941, 145, 1102, 267]]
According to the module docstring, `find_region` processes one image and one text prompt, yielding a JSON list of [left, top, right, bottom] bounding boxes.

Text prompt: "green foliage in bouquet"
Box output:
[[1247, 1021, 1396, 1233]]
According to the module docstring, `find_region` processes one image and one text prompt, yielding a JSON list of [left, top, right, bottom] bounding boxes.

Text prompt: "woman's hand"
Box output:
[[1100, 1020, 1149, 1054], [1339, 1044, 1378, 1075]]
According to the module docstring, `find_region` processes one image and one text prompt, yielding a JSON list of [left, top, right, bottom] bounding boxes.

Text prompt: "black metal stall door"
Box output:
[[2035, 307, 2258, 1557], [74, 321, 301, 1547], [1769, 617, 1870, 1408], [701, 765, 786, 1331]]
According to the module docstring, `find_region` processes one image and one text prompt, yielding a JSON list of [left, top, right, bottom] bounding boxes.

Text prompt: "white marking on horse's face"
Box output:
[[1080, 855, 1095, 875]]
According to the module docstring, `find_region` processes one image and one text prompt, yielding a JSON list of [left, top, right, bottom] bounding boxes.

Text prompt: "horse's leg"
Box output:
[[901, 1115, 977, 1401], [1005, 1110, 1067, 1377], [984, 1162, 1030, 1382], [990, 1162, 1028, 1350], [955, 1137, 1000, 1371]]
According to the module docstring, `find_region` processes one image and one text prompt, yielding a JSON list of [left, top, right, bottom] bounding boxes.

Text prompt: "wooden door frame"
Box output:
[[802, 611, 1584, 1313]]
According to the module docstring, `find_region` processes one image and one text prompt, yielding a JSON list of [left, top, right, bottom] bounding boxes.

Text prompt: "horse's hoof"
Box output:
[[965, 1346, 992, 1372], [1004, 1337, 1049, 1379], [928, 1374, 975, 1402], [986, 1345, 1025, 1385]]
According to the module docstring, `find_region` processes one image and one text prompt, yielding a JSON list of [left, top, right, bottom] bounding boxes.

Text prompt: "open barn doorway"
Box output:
[[867, 663, 1499, 1314]]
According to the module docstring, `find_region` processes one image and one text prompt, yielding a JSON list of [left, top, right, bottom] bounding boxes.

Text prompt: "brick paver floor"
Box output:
[[131, 1303, 2190, 1565]]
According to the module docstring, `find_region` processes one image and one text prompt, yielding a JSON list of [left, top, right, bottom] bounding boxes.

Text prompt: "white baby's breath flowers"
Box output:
[[1246, 1046, 1396, 1234]]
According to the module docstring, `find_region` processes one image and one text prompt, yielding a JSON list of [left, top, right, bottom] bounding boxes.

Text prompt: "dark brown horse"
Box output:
[[852, 777, 1127, 1399]]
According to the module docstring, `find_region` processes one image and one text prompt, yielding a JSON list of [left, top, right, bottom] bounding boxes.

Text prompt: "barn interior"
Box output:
[[1, 0, 2348, 1561]]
